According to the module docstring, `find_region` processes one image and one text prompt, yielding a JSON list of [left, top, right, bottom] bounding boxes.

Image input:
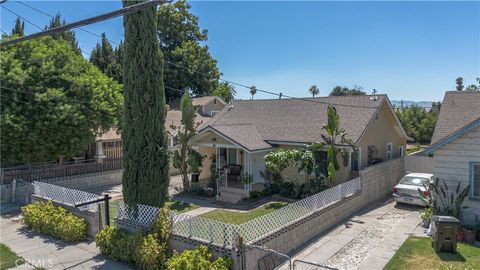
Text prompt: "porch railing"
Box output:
[[216, 169, 228, 199]]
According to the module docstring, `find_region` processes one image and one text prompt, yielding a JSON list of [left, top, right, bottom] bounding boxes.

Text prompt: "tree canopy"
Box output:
[[11, 18, 25, 36], [157, 0, 221, 100], [45, 14, 82, 55], [0, 36, 123, 165], [210, 82, 236, 103], [329, 85, 366, 96], [395, 105, 438, 144], [89, 33, 123, 83]]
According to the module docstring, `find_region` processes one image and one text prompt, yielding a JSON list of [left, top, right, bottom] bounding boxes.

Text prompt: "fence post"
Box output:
[[188, 218, 193, 237], [104, 193, 110, 227], [11, 179, 16, 203], [209, 221, 214, 243]]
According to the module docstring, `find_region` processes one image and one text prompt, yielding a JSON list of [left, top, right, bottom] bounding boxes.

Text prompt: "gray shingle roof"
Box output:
[[199, 95, 389, 151], [431, 91, 480, 144]]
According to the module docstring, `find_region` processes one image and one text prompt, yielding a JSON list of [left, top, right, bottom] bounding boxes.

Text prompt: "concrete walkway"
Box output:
[[0, 217, 133, 270], [291, 198, 426, 270]]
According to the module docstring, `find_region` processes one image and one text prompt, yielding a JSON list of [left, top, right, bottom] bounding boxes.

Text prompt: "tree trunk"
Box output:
[[122, 0, 169, 207]]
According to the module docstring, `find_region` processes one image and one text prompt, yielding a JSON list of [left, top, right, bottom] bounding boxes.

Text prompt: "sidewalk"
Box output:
[[290, 198, 425, 270], [0, 217, 133, 270]]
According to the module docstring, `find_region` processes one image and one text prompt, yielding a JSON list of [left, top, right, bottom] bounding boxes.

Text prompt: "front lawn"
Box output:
[[109, 198, 200, 224], [384, 236, 480, 270], [200, 201, 288, 224], [0, 243, 24, 270]]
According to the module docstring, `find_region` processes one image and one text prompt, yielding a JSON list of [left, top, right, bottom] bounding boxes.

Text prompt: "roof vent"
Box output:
[[228, 105, 234, 111], [370, 89, 378, 101]]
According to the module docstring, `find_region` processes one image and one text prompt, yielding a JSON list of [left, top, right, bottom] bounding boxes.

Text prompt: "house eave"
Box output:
[[423, 118, 480, 155]]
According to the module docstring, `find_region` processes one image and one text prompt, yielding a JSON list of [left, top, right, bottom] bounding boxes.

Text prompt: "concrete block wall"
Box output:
[[244, 158, 405, 270], [0, 170, 122, 205]]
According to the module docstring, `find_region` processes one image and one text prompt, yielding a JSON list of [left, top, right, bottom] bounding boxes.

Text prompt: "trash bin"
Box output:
[[431, 215, 460, 253]]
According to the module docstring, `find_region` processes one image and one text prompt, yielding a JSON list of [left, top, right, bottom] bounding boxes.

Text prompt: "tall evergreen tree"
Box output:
[[456, 77, 464, 91], [89, 33, 123, 83], [122, 0, 170, 207], [45, 14, 81, 54], [11, 17, 25, 36]]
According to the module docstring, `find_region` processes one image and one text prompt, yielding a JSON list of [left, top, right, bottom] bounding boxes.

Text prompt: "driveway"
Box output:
[[290, 198, 426, 270]]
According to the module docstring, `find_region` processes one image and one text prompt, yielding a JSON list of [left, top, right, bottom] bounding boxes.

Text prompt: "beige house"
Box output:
[[191, 95, 409, 203], [91, 96, 227, 160], [423, 91, 480, 220]]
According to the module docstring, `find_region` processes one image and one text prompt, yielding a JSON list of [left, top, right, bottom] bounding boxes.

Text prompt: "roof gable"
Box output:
[[431, 91, 480, 144]]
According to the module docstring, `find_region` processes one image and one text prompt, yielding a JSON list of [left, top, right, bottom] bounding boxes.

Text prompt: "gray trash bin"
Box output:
[[431, 215, 460, 253]]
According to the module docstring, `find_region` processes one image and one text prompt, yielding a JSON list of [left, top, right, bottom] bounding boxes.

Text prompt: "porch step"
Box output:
[[218, 190, 245, 204]]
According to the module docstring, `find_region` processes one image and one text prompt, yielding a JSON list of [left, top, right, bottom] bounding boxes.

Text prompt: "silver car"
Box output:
[[393, 173, 434, 206]]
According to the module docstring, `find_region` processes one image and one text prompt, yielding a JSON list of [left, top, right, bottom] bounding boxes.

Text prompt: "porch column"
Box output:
[[95, 141, 106, 164]]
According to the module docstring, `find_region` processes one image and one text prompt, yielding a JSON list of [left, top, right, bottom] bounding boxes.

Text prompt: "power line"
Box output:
[[0, 0, 167, 47], [15, 0, 121, 46], [0, 4, 92, 56], [0, 28, 8, 35]]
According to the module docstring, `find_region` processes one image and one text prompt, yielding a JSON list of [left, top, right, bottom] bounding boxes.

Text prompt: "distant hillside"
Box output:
[[391, 100, 433, 108]]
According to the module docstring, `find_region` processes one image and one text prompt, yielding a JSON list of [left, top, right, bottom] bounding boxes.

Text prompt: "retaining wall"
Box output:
[[0, 170, 122, 205]]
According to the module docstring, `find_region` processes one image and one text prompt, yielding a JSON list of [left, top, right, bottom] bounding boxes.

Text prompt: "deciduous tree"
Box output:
[[0, 36, 123, 165], [329, 85, 366, 96]]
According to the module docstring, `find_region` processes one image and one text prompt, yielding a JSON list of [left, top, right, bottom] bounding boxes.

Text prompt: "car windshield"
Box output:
[[400, 176, 430, 186]]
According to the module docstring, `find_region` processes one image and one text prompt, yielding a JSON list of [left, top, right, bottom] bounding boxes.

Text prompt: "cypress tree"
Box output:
[[122, 0, 170, 207], [11, 17, 25, 36]]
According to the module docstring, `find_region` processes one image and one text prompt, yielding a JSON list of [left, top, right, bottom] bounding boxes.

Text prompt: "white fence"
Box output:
[[404, 154, 432, 174], [33, 181, 99, 211], [115, 176, 362, 247]]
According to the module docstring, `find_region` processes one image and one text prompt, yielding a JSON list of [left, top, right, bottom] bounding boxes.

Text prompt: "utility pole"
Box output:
[[0, 0, 167, 47]]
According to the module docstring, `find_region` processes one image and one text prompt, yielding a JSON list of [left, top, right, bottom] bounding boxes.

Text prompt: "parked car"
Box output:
[[393, 173, 434, 206]]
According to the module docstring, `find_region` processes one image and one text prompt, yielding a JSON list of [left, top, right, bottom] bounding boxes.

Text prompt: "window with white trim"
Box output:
[[471, 162, 480, 199], [386, 142, 393, 160], [399, 145, 404, 158]]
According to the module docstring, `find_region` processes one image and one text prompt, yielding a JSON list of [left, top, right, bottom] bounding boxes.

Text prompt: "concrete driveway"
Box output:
[[290, 198, 426, 270]]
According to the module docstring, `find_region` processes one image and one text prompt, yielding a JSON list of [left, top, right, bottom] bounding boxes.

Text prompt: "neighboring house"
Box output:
[[423, 91, 480, 220], [90, 96, 226, 160], [191, 95, 409, 203]]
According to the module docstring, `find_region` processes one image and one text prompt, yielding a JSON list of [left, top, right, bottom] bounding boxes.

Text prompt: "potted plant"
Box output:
[[462, 224, 477, 244], [240, 173, 254, 190], [188, 149, 205, 185], [420, 207, 432, 228]]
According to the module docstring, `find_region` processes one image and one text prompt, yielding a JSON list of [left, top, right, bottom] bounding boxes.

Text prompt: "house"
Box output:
[[423, 91, 480, 219], [190, 95, 409, 203], [89, 96, 226, 160]]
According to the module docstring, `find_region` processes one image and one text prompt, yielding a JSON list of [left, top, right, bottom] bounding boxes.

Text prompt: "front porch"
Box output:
[[193, 130, 268, 203]]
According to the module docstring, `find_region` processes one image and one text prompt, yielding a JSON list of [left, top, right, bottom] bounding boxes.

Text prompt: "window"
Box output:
[[386, 142, 393, 160], [471, 162, 480, 200], [350, 150, 359, 171], [399, 145, 404, 158], [218, 147, 238, 169]]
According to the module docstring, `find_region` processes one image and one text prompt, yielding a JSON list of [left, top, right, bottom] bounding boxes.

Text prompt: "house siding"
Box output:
[[358, 101, 406, 169], [432, 125, 480, 219], [201, 99, 225, 116]]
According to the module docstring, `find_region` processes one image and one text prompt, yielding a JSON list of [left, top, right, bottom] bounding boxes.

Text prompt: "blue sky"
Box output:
[[1, 1, 479, 101]]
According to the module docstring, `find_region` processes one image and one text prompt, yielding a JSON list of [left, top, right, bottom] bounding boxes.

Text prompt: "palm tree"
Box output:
[[309, 85, 319, 98], [250, 86, 257, 100]]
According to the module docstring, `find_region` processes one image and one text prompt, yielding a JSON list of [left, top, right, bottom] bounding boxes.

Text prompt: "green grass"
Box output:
[[0, 243, 24, 270], [200, 201, 288, 225], [384, 236, 480, 270], [109, 198, 201, 224]]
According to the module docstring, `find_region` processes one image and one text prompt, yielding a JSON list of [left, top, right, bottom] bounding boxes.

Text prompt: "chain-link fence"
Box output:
[[293, 260, 338, 270]]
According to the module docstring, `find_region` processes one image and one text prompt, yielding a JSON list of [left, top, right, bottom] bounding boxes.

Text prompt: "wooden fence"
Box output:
[[1, 158, 123, 184]]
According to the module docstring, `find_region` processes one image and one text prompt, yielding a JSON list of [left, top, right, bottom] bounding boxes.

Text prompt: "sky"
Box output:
[[1, 1, 479, 101]]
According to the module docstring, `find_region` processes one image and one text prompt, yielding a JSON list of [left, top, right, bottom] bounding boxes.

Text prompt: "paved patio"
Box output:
[[290, 198, 426, 270]]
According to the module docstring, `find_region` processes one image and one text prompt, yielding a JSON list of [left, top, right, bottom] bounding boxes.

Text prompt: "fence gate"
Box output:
[[243, 244, 291, 270], [292, 260, 338, 270]]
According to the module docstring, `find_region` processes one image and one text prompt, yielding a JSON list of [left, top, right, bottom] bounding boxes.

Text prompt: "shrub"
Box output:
[[95, 225, 143, 264], [167, 245, 232, 270], [22, 200, 86, 242], [95, 207, 172, 270], [249, 190, 263, 199]]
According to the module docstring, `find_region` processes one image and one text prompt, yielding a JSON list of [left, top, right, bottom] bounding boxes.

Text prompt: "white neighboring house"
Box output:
[[423, 91, 480, 220]]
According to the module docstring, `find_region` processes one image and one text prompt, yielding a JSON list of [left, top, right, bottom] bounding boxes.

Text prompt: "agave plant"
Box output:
[[418, 177, 469, 219]]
